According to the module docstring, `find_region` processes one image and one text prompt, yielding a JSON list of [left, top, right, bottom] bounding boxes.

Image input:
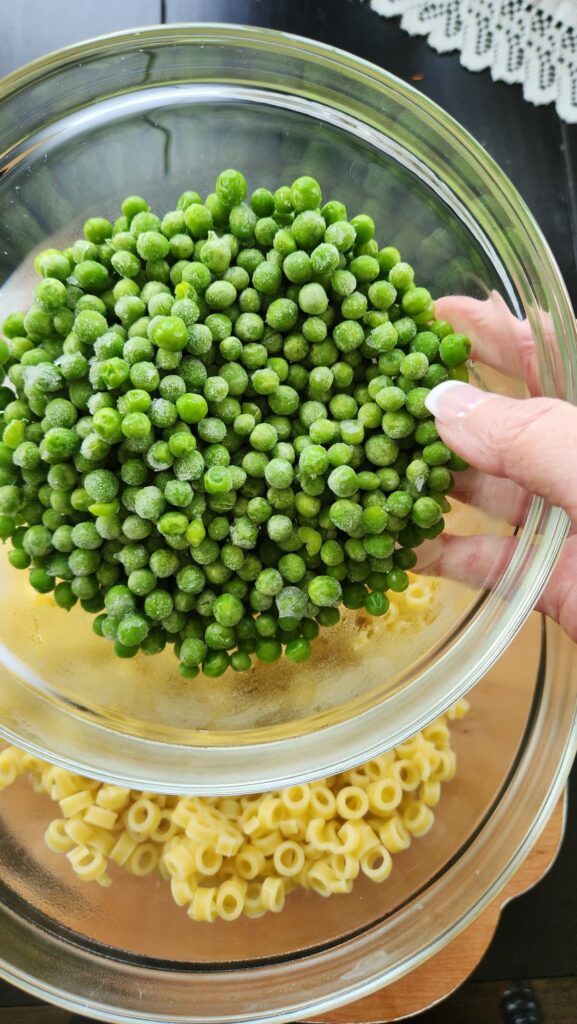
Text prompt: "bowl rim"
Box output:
[[0, 21, 574, 795]]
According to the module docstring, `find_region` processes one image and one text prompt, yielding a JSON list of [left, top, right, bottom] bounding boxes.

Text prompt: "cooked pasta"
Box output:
[[351, 573, 442, 652], [0, 699, 467, 924]]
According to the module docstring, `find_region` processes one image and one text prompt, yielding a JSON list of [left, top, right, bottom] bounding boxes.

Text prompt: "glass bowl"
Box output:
[[0, 611, 575, 1022], [0, 25, 575, 793]]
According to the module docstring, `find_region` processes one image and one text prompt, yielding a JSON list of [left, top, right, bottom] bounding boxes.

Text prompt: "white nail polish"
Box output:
[[424, 381, 493, 424]]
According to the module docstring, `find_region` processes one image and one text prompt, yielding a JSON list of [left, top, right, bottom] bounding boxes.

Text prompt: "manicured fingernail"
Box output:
[[424, 381, 494, 425]]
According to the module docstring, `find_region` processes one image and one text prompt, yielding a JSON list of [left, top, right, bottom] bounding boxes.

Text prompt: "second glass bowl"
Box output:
[[0, 613, 575, 1022]]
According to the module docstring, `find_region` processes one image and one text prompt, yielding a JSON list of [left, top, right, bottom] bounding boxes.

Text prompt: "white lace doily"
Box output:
[[369, 0, 577, 122]]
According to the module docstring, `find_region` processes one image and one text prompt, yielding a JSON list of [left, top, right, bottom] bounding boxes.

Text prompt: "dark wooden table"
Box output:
[[1, 1, 577, 1021]]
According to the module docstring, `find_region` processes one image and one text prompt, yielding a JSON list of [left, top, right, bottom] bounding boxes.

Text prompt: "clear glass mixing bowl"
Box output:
[[0, 611, 575, 1023], [0, 25, 575, 793]]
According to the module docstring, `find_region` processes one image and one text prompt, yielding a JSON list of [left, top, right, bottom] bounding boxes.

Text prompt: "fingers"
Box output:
[[435, 293, 539, 393], [450, 468, 530, 526], [425, 383, 577, 523], [417, 532, 577, 643], [536, 534, 577, 641], [426, 296, 577, 640], [416, 532, 517, 590]]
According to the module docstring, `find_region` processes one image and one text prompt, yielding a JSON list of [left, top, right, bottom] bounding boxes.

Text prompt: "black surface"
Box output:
[[1, 0, 576, 1017]]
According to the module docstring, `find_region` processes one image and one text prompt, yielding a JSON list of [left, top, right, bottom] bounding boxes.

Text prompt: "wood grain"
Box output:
[[0, 1010, 71, 1022], [309, 795, 566, 1022], [0, 0, 161, 78], [405, 977, 577, 1024]]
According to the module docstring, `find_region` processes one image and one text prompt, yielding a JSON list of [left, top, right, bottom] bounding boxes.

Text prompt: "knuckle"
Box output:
[[480, 398, 571, 487], [481, 400, 540, 464]]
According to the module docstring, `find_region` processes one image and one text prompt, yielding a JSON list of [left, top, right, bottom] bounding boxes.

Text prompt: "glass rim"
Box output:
[[0, 23, 574, 794]]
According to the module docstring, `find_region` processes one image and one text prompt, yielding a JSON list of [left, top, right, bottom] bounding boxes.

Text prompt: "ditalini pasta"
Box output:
[[0, 697, 468, 923], [350, 575, 441, 654]]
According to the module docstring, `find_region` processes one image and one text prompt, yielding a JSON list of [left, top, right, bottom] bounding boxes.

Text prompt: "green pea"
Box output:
[[440, 332, 472, 367], [0, 169, 466, 672], [364, 591, 390, 617]]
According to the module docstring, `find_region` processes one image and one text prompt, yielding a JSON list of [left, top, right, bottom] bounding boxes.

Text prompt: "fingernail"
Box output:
[[424, 381, 494, 425]]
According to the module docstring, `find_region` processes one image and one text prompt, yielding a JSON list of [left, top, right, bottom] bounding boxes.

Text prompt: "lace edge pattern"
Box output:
[[368, 0, 577, 122]]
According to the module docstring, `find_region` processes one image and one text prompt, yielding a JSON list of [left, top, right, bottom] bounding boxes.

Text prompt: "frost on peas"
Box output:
[[0, 168, 468, 672]]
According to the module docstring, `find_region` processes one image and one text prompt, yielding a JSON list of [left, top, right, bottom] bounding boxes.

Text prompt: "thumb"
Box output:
[[425, 382, 577, 523]]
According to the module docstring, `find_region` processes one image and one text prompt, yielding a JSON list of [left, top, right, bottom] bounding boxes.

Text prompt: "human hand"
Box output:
[[419, 294, 577, 641]]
